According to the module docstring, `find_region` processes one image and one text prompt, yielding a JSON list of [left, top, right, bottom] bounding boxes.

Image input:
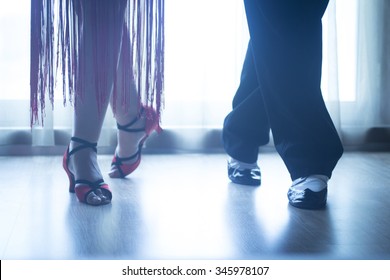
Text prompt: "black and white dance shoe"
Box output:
[[227, 157, 261, 186], [287, 175, 329, 209]]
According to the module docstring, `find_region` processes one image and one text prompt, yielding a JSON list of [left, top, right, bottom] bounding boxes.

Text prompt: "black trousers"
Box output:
[[222, 0, 343, 180]]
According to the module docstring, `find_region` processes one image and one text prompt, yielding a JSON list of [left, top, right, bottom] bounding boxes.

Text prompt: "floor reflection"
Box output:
[[273, 205, 335, 258], [66, 178, 144, 259], [226, 181, 335, 259], [226, 183, 266, 256]]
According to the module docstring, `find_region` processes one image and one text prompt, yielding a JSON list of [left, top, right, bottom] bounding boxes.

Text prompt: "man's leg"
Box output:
[[223, 42, 270, 163], [223, 42, 271, 185], [243, 0, 343, 208]]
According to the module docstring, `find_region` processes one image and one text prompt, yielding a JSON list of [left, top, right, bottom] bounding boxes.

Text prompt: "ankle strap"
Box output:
[[117, 107, 145, 133], [69, 137, 98, 156]]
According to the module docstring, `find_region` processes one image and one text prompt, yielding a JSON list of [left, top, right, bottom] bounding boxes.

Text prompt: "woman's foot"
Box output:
[[109, 107, 160, 178], [64, 137, 112, 205]]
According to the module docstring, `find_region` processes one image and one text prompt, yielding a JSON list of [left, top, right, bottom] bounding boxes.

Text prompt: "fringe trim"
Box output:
[[30, 0, 164, 126]]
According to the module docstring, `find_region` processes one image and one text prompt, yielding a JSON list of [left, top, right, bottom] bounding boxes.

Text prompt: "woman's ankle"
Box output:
[[68, 148, 103, 182]]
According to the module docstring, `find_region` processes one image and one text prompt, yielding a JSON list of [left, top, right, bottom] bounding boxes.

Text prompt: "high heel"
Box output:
[[63, 137, 112, 205], [109, 106, 161, 178]]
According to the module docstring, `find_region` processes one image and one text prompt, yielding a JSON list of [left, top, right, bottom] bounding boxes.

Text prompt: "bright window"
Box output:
[[0, 0, 358, 130]]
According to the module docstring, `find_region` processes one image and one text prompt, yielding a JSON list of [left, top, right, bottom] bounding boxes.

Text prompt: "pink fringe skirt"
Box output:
[[30, 0, 164, 126]]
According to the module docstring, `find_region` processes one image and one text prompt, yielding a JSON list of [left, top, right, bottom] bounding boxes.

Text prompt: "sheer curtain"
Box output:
[[354, 0, 390, 148], [0, 0, 389, 155], [323, 0, 390, 149]]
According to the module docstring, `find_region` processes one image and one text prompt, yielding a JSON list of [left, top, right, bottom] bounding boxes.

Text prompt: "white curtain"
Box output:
[[324, 0, 390, 149], [0, 0, 389, 155]]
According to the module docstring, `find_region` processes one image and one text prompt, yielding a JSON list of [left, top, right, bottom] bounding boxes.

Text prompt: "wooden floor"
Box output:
[[1, 151, 389, 260]]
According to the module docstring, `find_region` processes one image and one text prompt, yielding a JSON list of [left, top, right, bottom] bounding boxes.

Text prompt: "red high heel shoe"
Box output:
[[109, 106, 161, 178], [63, 137, 112, 205]]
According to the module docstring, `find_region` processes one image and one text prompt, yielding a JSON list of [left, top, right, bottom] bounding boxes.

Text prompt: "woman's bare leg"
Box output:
[[109, 27, 145, 177], [68, 0, 127, 204]]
